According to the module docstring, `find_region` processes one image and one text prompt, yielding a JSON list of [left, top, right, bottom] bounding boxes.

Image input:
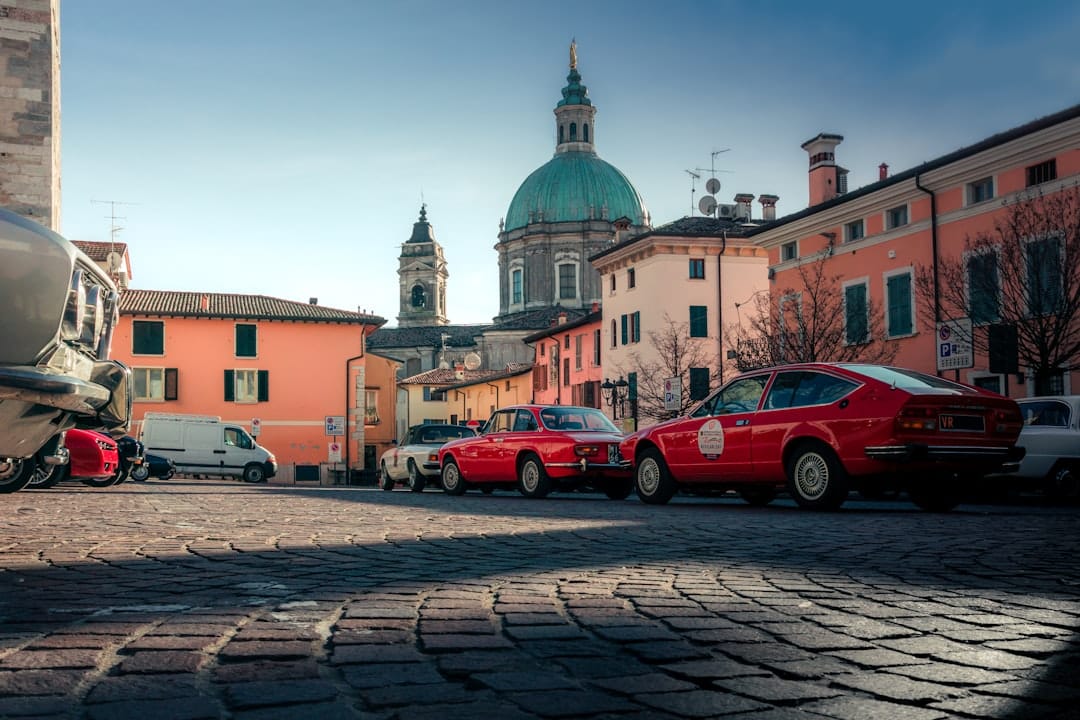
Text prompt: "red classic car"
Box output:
[[438, 404, 632, 499], [65, 429, 121, 487], [620, 363, 1025, 512]]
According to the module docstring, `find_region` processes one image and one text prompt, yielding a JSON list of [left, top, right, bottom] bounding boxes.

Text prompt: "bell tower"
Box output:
[[397, 205, 449, 328]]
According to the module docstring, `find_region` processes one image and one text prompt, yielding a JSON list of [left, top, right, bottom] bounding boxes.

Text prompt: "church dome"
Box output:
[[504, 151, 649, 232]]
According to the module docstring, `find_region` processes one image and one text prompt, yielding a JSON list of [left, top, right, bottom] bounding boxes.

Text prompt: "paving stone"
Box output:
[[213, 659, 321, 683], [360, 681, 475, 707], [633, 689, 768, 717], [117, 651, 206, 674], [508, 689, 638, 717], [421, 634, 513, 651], [0, 695, 73, 717], [85, 674, 200, 703], [230, 702, 361, 720], [588, 673, 697, 694], [84, 696, 223, 720], [0, 669, 85, 695], [826, 648, 929, 668], [933, 648, 1044, 670], [396, 700, 540, 720], [800, 696, 949, 720], [0, 648, 101, 669], [661, 658, 770, 680], [929, 695, 1059, 719], [831, 672, 965, 702], [223, 679, 339, 709], [884, 663, 1016, 685], [340, 662, 445, 689], [330, 644, 426, 664], [711, 676, 840, 702], [218, 641, 313, 660]]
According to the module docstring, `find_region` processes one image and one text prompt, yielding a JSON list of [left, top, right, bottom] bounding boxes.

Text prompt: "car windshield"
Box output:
[[838, 364, 974, 392], [538, 407, 619, 432], [415, 426, 476, 444]]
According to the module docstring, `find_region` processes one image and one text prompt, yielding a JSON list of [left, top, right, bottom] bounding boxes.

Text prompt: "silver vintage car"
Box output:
[[0, 209, 131, 492], [1010, 396, 1080, 500]]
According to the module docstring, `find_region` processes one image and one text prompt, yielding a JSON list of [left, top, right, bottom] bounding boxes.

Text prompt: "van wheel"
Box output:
[[243, 464, 266, 483]]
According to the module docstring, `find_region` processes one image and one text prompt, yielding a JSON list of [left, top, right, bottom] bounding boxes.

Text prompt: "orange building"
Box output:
[[751, 104, 1080, 397], [112, 290, 385, 480], [522, 308, 604, 408]]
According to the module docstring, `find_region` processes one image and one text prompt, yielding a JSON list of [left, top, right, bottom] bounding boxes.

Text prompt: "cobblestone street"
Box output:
[[0, 480, 1078, 719]]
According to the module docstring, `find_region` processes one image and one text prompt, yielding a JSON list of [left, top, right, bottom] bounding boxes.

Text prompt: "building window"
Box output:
[[558, 263, 576, 300], [583, 124, 589, 143], [610, 319, 617, 348], [689, 367, 710, 402], [885, 271, 914, 337], [631, 311, 641, 343], [564, 334, 571, 350], [558, 126, 564, 144], [593, 329, 601, 366], [575, 334, 583, 370], [968, 251, 1000, 325], [620, 314, 628, 345], [132, 320, 164, 355], [1026, 159, 1057, 187], [133, 367, 173, 401], [563, 358, 570, 386], [689, 305, 708, 338], [689, 258, 705, 279], [967, 177, 994, 205], [971, 375, 1003, 394], [843, 282, 868, 345], [628, 268, 636, 289], [886, 205, 908, 230], [569, 122, 577, 142], [511, 269, 522, 304], [364, 390, 379, 425], [411, 284, 426, 308], [539, 344, 545, 357], [423, 387, 446, 402], [844, 219, 864, 243], [1026, 236, 1063, 316], [225, 369, 268, 403], [781, 242, 797, 262], [235, 323, 257, 358], [609, 274, 616, 293]]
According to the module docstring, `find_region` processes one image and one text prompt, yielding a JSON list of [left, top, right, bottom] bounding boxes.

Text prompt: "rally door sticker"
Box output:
[[697, 419, 725, 459]]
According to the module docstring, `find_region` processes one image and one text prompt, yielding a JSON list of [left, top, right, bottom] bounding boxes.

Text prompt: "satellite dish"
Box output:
[[105, 251, 123, 272], [463, 352, 482, 370], [698, 196, 717, 216], [705, 178, 721, 195]]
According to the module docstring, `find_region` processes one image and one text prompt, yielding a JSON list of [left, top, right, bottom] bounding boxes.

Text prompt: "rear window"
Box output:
[[838, 364, 974, 392], [1018, 401, 1071, 427]]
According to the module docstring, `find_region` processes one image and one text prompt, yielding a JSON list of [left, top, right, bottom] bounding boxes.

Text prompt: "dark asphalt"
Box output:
[[0, 479, 1078, 719]]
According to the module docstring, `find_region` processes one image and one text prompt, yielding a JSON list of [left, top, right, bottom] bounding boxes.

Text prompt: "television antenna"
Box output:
[[684, 170, 701, 215], [694, 148, 734, 217], [91, 199, 140, 279]]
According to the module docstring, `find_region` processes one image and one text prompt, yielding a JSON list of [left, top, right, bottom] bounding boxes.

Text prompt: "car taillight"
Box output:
[[994, 408, 1022, 434], [897, 406, 936, 431], [574, 445, 601, 457], [79, 284, 105, 347]]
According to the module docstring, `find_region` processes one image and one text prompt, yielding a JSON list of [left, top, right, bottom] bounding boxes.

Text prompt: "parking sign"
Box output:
[[936, 319, 974, 371], [325, 415, 345, 436]]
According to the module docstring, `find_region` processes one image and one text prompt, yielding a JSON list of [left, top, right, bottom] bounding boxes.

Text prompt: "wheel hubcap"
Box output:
[[638, 459, 659, 495], [794, 453, 829, 499], [522, 463, 538, 492], [444, 466, 458, 489]]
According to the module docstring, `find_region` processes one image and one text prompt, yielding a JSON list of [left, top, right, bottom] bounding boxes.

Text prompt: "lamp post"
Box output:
[[601, 376, 629, 420]]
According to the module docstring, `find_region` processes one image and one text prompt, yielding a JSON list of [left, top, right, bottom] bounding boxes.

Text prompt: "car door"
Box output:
[[664, 374, 769, 482], [471, 410, 516, 481], [494, 409, 541, 478]]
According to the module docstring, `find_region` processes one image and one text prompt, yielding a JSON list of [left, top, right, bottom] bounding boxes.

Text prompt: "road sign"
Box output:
[[936, 319, 974, 371], [328, 442, 342, 463], [663, 377, 681, 412], [251, 418, 261, 436], [325, 415, 345, 436]]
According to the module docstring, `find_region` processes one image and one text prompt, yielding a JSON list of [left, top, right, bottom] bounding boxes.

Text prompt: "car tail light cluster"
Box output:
[[994, 408, 1023, 435], [896, 406, 937, 432], [61, 267, 120, 359]]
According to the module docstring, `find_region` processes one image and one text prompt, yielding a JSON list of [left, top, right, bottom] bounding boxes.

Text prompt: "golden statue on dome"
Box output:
[[570, 39, 577, 70]]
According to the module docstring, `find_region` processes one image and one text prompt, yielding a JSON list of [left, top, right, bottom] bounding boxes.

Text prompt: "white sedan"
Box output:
[[379, 424, 477, 492]]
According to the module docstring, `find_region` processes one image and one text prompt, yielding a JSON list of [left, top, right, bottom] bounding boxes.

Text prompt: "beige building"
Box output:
[[0, 0, 61, 230], [440, 364, 534, 427], [396, 365, 529, 440]]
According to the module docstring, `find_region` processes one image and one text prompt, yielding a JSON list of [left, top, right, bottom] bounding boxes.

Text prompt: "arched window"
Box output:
[[583, 124, 589, 143], [411, 284, 426, 308], [558, 126, 564, 144], [569, 122, 577, 142], [511, 269, 523, 305]]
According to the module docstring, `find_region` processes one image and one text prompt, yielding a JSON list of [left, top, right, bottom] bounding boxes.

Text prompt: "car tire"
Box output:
[[379, 462, 394, 491], [1047, 465, 1079, 501], [908, 478, 962, 513], [110, 466, 130, 486], [603, 477, 634, 500], [82, 473, 119, 488], [785, 442, 848, 511], [441, 458, 466, 495], [738, 486, 777, 507], [243, 464, 266, 484], [130, 464, 150, 482], [517, 454, 552, 499], [406, 460, 425, 492], [0, 458, 36, 493], [635, 448, 676, 505]]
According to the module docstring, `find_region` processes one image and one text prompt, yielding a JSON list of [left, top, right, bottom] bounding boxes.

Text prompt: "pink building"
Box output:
[[522, 308, 604, 409], [751, 104, 1080, 397]]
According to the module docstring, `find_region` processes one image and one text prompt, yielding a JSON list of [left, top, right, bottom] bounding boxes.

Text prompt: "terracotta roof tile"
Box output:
[[399, 367, 496, 385], [119, 289, 386, 325], [72, 240, 129, 261]]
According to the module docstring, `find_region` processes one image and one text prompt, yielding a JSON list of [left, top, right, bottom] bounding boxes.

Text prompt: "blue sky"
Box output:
[[60, 1, 1080, 325]]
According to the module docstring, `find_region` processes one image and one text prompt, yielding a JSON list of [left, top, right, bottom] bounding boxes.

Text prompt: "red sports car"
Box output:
[[438, 404, 632, 499], [620, 363, 1025, 512], [65, 429, 121, 487]]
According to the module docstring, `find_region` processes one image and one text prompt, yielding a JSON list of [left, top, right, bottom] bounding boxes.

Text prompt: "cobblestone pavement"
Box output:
[[0, 480, 1078, 720]]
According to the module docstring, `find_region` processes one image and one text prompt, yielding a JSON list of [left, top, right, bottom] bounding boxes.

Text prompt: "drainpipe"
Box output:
[[343, 332, 366, 481], [717, 230, 728, 384], [486, 382, 500, 412], [914, 175, 942, 375]]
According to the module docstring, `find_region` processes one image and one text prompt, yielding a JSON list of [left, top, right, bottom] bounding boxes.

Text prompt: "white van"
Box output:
[[139, 413, 278, 483]]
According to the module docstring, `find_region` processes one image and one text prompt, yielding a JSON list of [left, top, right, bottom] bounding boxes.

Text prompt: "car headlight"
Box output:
[[61, 270, 86, 341], [96, 289, 120, 358], [79, 284, 105, 346]]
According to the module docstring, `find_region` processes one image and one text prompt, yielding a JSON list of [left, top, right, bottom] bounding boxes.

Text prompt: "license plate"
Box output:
[[607, 444, 621, 464], [939, 414, 984, 432]]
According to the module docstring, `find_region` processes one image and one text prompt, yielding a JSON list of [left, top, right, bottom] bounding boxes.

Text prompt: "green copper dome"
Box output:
[[504, 151, 648, 232]]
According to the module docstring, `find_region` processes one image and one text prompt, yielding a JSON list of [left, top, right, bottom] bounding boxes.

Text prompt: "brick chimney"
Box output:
[[199, 294, 210, 311], [758, 194, 779, 222], [557, 312, 568, 325], [879, 163, 889, 181], [801, 133, 844, 206], [454, 362, 464, 381]]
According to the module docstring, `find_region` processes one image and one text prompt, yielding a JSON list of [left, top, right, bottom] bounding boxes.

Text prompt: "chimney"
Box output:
[[557, 312, 568, 325], [734, 193, 755, 220], [454, 363, 465, 381], [801, 133, 844, 206], [758, 194, 779, 222], [199, 294, 209, 311], [590, 301, 599, 313], [309, 297, 318, 305], [879, 163, 889, 181]]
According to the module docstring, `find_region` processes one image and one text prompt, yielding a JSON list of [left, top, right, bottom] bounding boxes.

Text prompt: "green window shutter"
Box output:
[[235, 324, 257, 357], [224, 369, 235, 401], [689, 368, 709, 401], [689, 306, 708, 337], [627, 372, 638, 401], [844, 284, 868, 344], [632, 311, 641, 343], [132, 320, 164, 354], [887, 274, 912, 336], [621, 314, 628, 345], [164, 368, 178, 401], [258, 370, 269, 402], [969, 254, 1000, 324]]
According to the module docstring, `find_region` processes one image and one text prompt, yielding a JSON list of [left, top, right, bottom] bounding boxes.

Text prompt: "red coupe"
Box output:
[[438, 404, 632, 499], [65, 429, 121, 487], [620, 363, 1025, 512]]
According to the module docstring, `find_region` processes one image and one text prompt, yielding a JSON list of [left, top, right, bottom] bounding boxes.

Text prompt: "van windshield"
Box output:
[[224, 427, 254, 449]]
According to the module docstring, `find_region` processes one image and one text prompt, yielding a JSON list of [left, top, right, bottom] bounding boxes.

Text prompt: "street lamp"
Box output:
[[601, 376, 629, 419]]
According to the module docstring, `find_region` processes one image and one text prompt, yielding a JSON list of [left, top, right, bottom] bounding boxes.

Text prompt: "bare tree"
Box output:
[[618, 314, 721, 424], [725, 252, 898, 372], [915, 186, 1080, 394]]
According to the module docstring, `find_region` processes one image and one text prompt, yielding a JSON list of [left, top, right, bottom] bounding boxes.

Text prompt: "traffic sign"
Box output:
[[936, 319, 974, 371], [251, 418, 261, 436], [325, 415, 345, 436], [663, 377, 681, 412], [328, 442, 342, 463]]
